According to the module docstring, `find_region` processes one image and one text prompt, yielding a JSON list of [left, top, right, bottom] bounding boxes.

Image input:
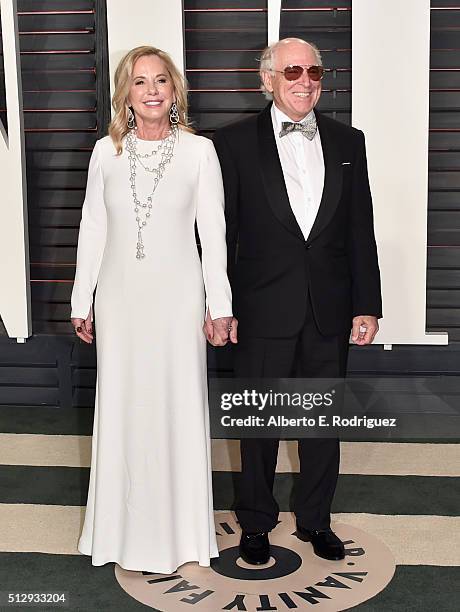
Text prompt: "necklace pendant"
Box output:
[[136, 231, 146, 260], [136, 242, 146, 260]]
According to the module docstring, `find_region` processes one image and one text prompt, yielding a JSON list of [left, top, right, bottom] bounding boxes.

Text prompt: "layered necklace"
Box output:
[[125, 126, 177, 260]]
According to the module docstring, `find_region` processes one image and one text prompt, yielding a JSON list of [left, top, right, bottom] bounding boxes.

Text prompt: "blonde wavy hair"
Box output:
[[108, 45, 193, 154]]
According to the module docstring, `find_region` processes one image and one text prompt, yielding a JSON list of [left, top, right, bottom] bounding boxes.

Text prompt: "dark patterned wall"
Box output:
[[428, 0, 460, 339], [21, 1, 99, 335], [0, 1, 460, 413]]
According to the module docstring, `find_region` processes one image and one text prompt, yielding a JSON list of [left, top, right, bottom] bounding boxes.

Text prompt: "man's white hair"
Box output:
[[259, 38, 323, 100]]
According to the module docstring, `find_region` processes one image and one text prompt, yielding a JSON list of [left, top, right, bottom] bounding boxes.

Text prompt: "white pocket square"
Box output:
[[342, 162, 351, 165]]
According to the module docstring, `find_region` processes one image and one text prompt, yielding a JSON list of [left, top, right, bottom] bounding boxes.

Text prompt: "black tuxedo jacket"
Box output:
[[213, 103, 382, 338]]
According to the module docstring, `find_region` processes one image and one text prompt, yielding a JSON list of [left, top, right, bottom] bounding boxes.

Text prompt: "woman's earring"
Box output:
[[127, 107, 136, 129], [169, 102, 179, 125]]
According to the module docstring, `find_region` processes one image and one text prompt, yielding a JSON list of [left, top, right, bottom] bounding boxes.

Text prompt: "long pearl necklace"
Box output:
[[125, 127, 177, 260]]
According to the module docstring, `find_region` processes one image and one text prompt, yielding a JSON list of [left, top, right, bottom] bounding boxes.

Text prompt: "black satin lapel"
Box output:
[[257, 105, 304, 241], [306, 112, 343, 245]]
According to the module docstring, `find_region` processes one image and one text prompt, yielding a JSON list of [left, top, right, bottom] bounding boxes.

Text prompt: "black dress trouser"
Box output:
[[233, 293, 350, 533]]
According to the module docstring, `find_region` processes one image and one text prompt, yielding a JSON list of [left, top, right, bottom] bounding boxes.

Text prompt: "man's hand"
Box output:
[[351, 315, 378, 345], [203, 311, 238, 346]]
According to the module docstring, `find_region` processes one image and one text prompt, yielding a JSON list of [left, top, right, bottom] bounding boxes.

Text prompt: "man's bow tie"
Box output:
[[279, 115, 317, 140]]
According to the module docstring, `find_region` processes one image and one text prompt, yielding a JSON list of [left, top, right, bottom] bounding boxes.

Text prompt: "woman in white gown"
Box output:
[[70, 46, 236, 574]]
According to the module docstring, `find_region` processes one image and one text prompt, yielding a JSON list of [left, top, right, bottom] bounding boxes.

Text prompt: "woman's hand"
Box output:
[[71, 310, 93, 344], [203, 311, 238, 346]]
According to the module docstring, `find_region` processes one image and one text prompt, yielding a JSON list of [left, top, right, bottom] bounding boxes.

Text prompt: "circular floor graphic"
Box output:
[[115, 512, 396, 611]]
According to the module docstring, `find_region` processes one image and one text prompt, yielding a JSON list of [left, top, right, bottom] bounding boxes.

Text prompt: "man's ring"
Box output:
[[228, 325, 232, 331], [75, 326, 82, 333]]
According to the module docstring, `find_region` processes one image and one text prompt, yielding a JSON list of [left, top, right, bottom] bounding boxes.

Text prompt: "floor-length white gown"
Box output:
[[70, 129, 232, 574]]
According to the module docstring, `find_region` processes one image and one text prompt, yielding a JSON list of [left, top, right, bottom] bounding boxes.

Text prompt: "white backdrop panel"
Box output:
[[267, 0, 281, 44], [0, 0, 31, 340], [106, 0, 184, 100], [353, 0, 446, 345]]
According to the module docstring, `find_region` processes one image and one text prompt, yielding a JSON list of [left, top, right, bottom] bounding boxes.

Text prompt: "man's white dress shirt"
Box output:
[[271, 103, 325, 240]]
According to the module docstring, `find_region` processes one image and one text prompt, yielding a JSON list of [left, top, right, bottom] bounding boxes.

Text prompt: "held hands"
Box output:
[[203, 310, 238, 346], [351, 315, 379, 345], [71, 310, 93, 344]]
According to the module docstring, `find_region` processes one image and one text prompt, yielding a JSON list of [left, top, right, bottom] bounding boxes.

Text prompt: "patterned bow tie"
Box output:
[[279, 115, 317, 140]]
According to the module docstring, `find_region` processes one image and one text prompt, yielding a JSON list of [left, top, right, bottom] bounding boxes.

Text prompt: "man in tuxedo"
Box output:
[[212, 38, 382, 564]]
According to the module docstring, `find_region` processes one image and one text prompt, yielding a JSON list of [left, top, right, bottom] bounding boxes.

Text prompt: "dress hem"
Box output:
[[78, 546, 219, 575]]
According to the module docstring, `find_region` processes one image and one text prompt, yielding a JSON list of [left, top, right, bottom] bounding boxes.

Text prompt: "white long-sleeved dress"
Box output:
[[71, 129, 232, 574]]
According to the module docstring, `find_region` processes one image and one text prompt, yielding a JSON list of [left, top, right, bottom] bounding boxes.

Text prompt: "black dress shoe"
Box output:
[[239, 532, 270, 565], [296, 525, 345, 560]]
